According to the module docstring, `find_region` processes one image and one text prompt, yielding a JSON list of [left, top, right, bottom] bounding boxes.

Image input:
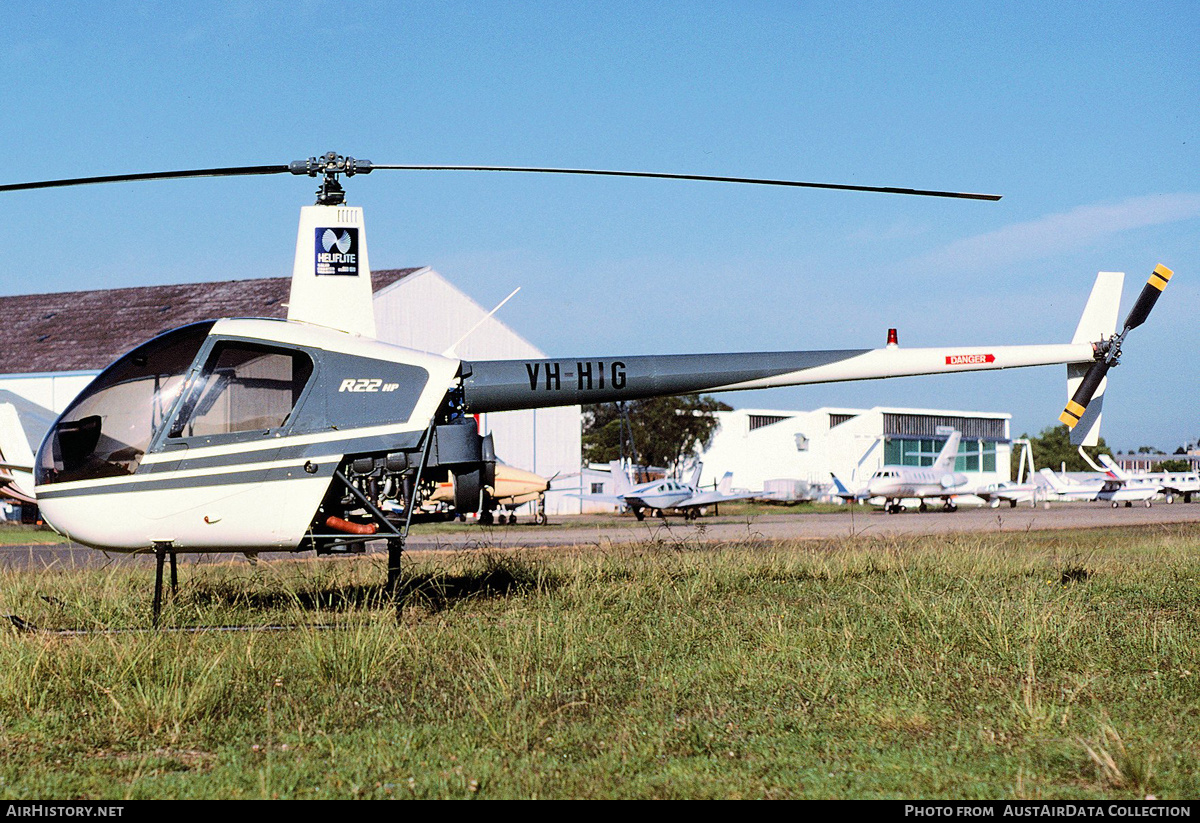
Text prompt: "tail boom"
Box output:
[[462, 343, 1093, 413]]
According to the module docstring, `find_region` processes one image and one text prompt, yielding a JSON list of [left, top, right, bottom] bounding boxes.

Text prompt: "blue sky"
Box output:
[[2, 1, 1196, 450]]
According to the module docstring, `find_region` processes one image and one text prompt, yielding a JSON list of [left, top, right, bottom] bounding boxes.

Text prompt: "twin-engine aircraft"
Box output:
[[0, 152, 1174, 616], [425, 460, 551, 525], [1038, 457, 1158, 508], [580, 461, 754, 520]]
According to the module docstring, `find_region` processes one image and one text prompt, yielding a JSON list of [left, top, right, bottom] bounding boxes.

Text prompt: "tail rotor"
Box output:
[[1060, 264, 1172, 431]]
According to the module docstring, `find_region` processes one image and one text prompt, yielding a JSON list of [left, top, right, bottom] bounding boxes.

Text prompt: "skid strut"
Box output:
[[152, 541, 178, 626]]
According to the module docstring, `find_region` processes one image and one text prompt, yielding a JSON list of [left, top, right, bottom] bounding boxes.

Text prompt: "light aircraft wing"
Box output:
[[0, 402, 40, 503], [677, 489, 757, 508], [973, 483, 1036, 502], [570, 492, 627, 507]]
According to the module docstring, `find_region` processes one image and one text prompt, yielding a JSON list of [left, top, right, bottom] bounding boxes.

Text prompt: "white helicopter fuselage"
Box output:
[[34, 318, 460, 552]]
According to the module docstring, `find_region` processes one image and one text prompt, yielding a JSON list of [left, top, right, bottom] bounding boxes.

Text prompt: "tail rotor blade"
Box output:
[[1122, 264, 1173, 332], [1060, 359, 1110, 429]]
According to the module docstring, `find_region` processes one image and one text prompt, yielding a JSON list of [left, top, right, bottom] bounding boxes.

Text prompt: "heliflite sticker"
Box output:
[[314, 228, 359, 276], [945, 353, 995, 365]]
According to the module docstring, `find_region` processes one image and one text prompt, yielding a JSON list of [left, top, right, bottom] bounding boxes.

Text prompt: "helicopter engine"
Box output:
[[311, 420, 497, 554]]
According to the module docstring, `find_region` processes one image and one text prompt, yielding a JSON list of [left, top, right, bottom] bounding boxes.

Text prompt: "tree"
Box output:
[[1015, 424, 1112, 475], [583, 395, 732, 473]]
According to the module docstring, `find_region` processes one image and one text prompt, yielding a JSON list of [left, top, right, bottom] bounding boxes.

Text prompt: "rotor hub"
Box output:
[[287, 151, 374, 206]]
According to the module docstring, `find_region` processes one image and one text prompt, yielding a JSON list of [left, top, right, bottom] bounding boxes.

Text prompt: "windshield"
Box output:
[[36, 322, 214, 486]]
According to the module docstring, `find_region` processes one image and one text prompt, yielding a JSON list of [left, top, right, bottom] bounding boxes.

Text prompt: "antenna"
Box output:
[[443, 287, 521, 358]]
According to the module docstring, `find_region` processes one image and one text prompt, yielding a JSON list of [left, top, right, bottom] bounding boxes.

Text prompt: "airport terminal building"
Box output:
[[698, 406, 1013, 497]]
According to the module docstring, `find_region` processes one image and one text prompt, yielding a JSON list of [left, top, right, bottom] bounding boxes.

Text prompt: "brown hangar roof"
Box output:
[[0, 269, 421, 375]]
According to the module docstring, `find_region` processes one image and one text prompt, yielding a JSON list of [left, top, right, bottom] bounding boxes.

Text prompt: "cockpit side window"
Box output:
[[169, 342, 313, 439]]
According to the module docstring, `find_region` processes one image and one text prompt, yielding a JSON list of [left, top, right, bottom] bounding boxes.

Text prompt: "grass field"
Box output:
[[0, 524, 68, 545], [1, 523, 1198, 799]]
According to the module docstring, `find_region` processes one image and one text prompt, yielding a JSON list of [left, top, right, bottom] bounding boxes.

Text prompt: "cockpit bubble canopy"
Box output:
[[36, 322, 214, 485]]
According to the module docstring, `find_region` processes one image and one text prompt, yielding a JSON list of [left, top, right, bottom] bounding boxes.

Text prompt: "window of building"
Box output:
[[749, 414, 791, 431], [883, 437, 997, 472]]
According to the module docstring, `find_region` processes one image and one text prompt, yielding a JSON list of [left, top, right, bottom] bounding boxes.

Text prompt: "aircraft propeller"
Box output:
[[0, 151, 1002, 205], [1059, 264, 1173, 430]]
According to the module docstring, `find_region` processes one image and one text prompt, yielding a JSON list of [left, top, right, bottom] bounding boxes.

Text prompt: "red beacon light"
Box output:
[[886, 328, 899, 348]]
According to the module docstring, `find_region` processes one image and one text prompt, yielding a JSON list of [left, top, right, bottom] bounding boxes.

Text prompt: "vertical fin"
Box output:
[[1038, 468, 1069, 493], [932, 431, 962, 473], [1066, 272, 1123, 447], [287, 205, 377, 337], [608, 460, 633, 495]]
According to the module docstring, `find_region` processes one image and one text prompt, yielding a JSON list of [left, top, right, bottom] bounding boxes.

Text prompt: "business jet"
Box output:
[[831, 430, 971, 513]]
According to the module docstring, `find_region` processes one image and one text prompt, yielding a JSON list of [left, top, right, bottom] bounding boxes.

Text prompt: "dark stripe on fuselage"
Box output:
[[35, 461, 339, 500], [461, 349, 871, 413], [137, 430, 427, 475]]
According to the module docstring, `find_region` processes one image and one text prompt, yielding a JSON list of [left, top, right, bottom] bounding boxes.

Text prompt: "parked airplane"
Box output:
[[582, 461, 754, 520], [0, 395, 54, 506], [1105, 463, 1200, 504], [973, 480, 1040, 508], [831, 431, 970, 513], [1038, 457, 1157, 507], [1095, 454, 1160, 507], [1037, 468, 1105, 501], [1149, 471, 1200, 504], [427, 460, 551, 525]]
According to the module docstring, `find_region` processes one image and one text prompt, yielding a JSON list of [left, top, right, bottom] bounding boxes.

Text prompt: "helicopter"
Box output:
[[0, 152, 1173, 620]]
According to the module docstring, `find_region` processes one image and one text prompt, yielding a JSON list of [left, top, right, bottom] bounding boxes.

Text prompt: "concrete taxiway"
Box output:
[[2, 502, 1198, 570]]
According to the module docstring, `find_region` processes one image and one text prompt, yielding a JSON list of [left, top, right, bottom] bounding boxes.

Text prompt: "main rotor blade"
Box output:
[[0, 164, 291, 193], [0, 158, 1002, 201], [367, 164, 1003, 201], [1121, 264, 1173, 332]]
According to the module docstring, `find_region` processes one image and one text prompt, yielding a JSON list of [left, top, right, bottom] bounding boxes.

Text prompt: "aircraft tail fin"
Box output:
[[0, 403, 37, 502], [608, 460, 633, 495], [716, 471, 733, 495], [830, 473, 860, 500], [1038, 467, 1070, 494], [689, 462, 703, 489], [932, 431, 962, 473], [1066, 272, 1124, 447], [287, 205, 378, 338], [1097, 453, 1129, 481]]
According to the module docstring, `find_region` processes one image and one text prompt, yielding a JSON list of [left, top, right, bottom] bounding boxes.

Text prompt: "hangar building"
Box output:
[[0, 268, 583, 513], [698, 406, 1013, 495]]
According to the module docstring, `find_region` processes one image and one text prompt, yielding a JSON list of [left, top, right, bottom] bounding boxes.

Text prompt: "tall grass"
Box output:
[[0, 524, 1198, 798]]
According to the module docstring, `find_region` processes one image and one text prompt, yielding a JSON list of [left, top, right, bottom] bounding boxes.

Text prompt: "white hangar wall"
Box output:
[[698, 406, 1013, 492], [0, 372, 97, 417]]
